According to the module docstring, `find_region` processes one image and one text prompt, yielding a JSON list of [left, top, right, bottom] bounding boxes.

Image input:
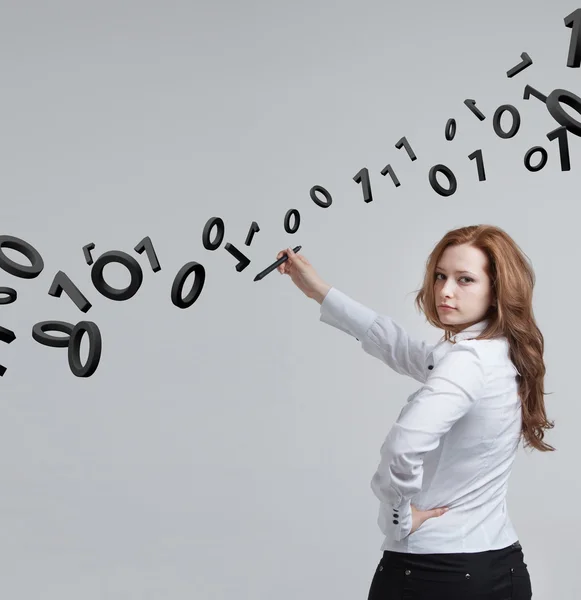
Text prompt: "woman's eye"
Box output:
[[435, 273, 473, 283]]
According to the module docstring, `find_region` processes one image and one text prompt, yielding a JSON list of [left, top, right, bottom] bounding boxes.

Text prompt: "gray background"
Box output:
[[0, 0, 575, 598]]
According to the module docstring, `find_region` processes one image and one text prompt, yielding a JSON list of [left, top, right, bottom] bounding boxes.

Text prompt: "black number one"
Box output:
[[565, 8, 581, 68], [353, 168, 373, 203]]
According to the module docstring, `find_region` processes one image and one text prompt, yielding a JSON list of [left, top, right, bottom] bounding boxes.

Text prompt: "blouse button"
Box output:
[[405, 570, 411, 576], [393, 520, 399, 524], [428, 365, 433, 370], [465, 573, 471, 579]]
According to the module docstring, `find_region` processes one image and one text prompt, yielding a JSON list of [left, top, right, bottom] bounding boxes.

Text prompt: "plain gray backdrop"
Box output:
[[0, 1, 576, 598]]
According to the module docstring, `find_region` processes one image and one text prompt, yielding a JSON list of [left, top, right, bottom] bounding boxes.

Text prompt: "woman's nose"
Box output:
[[442, 281, 457, 295]]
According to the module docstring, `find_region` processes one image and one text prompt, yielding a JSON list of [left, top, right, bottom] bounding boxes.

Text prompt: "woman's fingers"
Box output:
[[277, 247, 307, 275], [277, 249, 290, 274]]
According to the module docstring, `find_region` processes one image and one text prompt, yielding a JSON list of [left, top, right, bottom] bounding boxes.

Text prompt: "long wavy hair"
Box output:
[[413, 224, 555, 453]]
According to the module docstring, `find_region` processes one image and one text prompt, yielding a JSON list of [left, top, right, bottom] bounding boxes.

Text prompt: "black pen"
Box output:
[[253, 245, 302, 281]]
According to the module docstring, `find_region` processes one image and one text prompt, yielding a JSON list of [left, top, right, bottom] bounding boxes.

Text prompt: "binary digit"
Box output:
[[83, 243, 95, 265], [202, 217, 225, 250], [492, 104, 521, 139], [171, 262, 205, 309], [32, 320, 74, 348], [245, 221, 260, 246], [445, 118, 456, 141], [68, 321, 102, 378], [428, 164, 457, 196], [91, 251, 143, 301], [546, 88, 581, 137], [395, 136, 417, 161], [523, 85, 547, 103], [524, 147, 548, 172], [48, 271, 92, 312], [309, 185, 333, 208], [564, 8, 581, 68], [223, 243, 251, 272], [468, 149, 486, 181], [464, 99, 486, 121], [380, 164, 401, 187], [0, 235, 44, 279], [283, 209, 300, 234], [506, 52, 533, 78], [353, 167, 373, 203], [134, 236, 161, 272], [0, 287, 17, 305], [546, 125, 571, 171]]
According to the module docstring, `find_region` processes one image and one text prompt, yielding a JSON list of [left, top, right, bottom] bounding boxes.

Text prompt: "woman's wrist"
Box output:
[[312, 283, 331, 304]]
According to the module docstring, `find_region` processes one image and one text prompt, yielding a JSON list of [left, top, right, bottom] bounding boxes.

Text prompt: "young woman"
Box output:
[[276, 224, 553, 600]]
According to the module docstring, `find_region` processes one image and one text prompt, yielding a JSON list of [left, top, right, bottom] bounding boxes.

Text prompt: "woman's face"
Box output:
[[434, 243, 495, 327]]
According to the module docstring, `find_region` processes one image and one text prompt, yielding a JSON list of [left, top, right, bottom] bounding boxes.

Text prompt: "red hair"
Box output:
[[413, 224, 555, 453]]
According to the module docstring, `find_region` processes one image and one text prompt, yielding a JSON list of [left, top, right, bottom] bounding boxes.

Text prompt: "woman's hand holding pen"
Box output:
[[276, 247, 331, 303]]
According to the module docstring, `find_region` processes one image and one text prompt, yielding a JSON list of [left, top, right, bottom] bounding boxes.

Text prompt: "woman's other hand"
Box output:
[[410, 504, 449, 534]]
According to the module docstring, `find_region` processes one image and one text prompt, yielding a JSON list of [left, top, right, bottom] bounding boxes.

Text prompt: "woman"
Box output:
[[276, 224, 553, 599]]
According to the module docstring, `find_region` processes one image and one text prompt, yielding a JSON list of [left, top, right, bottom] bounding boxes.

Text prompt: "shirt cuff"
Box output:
[[391, 497, 413, 541], [319, 287, 378, 341]]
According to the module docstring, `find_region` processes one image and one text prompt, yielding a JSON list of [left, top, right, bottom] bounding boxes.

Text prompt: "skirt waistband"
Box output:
[[381, 540, 524, 574]]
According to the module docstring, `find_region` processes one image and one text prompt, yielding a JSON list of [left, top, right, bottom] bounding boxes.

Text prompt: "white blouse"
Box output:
[[319, 286, 522, 554]]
